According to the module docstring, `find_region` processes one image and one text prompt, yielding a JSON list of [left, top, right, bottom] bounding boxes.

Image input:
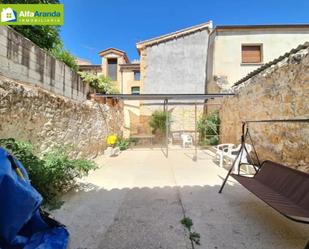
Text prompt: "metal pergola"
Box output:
[[96, 93, 233, 100], [97, 93, 234, 160]]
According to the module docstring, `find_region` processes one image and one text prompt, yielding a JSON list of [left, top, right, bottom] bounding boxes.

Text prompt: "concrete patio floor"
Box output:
[[52, 148, 309, 249]]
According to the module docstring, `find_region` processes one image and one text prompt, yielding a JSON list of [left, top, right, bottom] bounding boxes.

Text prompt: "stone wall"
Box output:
[[0, 76, 123, 158], [220, 44, 309, 172], [0, 26, 91, 101], [169, 104, 203, 132]]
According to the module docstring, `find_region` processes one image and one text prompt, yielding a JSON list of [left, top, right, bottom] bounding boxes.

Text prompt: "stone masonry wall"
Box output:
[[0, 76, 123, 158], [0, 26, 91, 101], [220, 45, 309, 173]]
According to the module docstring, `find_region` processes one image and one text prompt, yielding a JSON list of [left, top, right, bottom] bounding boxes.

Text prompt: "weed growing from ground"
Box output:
[[180, 217, 201, 246]]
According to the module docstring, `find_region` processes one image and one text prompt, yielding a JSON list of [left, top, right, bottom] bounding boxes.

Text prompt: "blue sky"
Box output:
[[60, 0, 309, 64]]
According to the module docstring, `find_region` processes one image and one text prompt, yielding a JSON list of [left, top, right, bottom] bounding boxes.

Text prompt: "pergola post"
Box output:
[[193, 102, 197, 161], [165, 99, 169, 158], [97, 93, 234, 158]]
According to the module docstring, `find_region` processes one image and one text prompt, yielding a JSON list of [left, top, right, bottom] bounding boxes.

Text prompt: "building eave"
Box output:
[[216, 24, 309, 32], [119, 63, 140, 71], [136, 21, 213, 52], [98, 48, 130, 63], [79, 65, 101, 70]]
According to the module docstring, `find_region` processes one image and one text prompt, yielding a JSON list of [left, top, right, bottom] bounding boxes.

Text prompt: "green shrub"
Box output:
[[79, 72, 119, 94], [11, 24, 61, 51], [149, 110, 170, 134], [0, 138, 97, 208], [49, 44, 78, 71], [115, 138, 130, 151], [40, 147, 97, 207], [3, 0, 78, 72], [208, 135, 219, 145], [197, 111, 220, 146], [0, 138, 42, 175]]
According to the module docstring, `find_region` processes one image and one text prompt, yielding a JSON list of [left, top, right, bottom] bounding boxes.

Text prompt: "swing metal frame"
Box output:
[[219, 118, 309, 193], [218, 118, 309, 225]]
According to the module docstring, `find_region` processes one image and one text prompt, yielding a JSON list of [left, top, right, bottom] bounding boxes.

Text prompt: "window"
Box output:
[[241, 44, 262, 64], [131, 86, 140, 95], [134, 71, 140, 81], [107, 58, 117, 80]]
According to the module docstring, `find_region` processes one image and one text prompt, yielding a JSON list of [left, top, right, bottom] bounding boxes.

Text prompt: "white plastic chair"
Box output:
[[215, 143, 235, 167], [181, 134, 193, 148], [227, 143, 252, 173]]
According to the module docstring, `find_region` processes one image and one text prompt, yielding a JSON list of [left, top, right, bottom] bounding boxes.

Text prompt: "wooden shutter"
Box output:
[[242, 45, 262, 63]]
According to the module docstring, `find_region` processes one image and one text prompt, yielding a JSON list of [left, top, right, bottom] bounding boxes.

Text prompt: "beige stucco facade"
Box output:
[[120, 65, 142, 137], [120, 65, 141, 94], [99, 48, 129, 92], [207, 27, 309, 92]]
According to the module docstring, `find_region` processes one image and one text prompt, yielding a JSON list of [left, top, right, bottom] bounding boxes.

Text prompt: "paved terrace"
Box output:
[[52, 149, 309, 249]]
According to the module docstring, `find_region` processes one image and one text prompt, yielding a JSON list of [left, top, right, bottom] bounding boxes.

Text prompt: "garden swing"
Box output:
[[219, 118, 309, 224]]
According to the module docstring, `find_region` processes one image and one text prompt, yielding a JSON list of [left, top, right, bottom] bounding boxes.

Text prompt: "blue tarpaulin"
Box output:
[[0, 147, 69, 249]]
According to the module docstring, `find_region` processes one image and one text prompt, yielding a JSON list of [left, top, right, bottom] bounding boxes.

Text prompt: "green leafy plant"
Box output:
[[189, 232, 201, 245], [149, 110, 170, 134], [5, 0, 61, 50], [180, 217, 201, 245], [4, 0, 61, 51], [0, 138, 42, 175], [3, 0, 79, 71], [0, 138, 97, 208], [79, 72, 119, 94], [115, 138, 131, 151], [49, 44, 78, 71], [41, 147, 97, 207], [11, 24, 61, 51], [197, 111, 220, 146], [181, 217, 193, 230]]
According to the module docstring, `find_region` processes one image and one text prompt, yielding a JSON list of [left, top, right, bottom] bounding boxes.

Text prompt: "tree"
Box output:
[[3, 0, 61, 50], [3, 0, 79, 70], [13, 26, 61, 51]]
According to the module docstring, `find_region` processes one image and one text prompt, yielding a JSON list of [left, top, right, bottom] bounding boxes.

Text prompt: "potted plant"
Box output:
[[105, 134, 121, 156], [149, 110, 170, 143]]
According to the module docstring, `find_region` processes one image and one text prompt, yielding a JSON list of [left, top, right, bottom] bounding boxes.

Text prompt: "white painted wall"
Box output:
[[210, 29, 309, 87]]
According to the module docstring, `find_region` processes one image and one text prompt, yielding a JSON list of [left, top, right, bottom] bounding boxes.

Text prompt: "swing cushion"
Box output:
[[232, 160, 309, 223]]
